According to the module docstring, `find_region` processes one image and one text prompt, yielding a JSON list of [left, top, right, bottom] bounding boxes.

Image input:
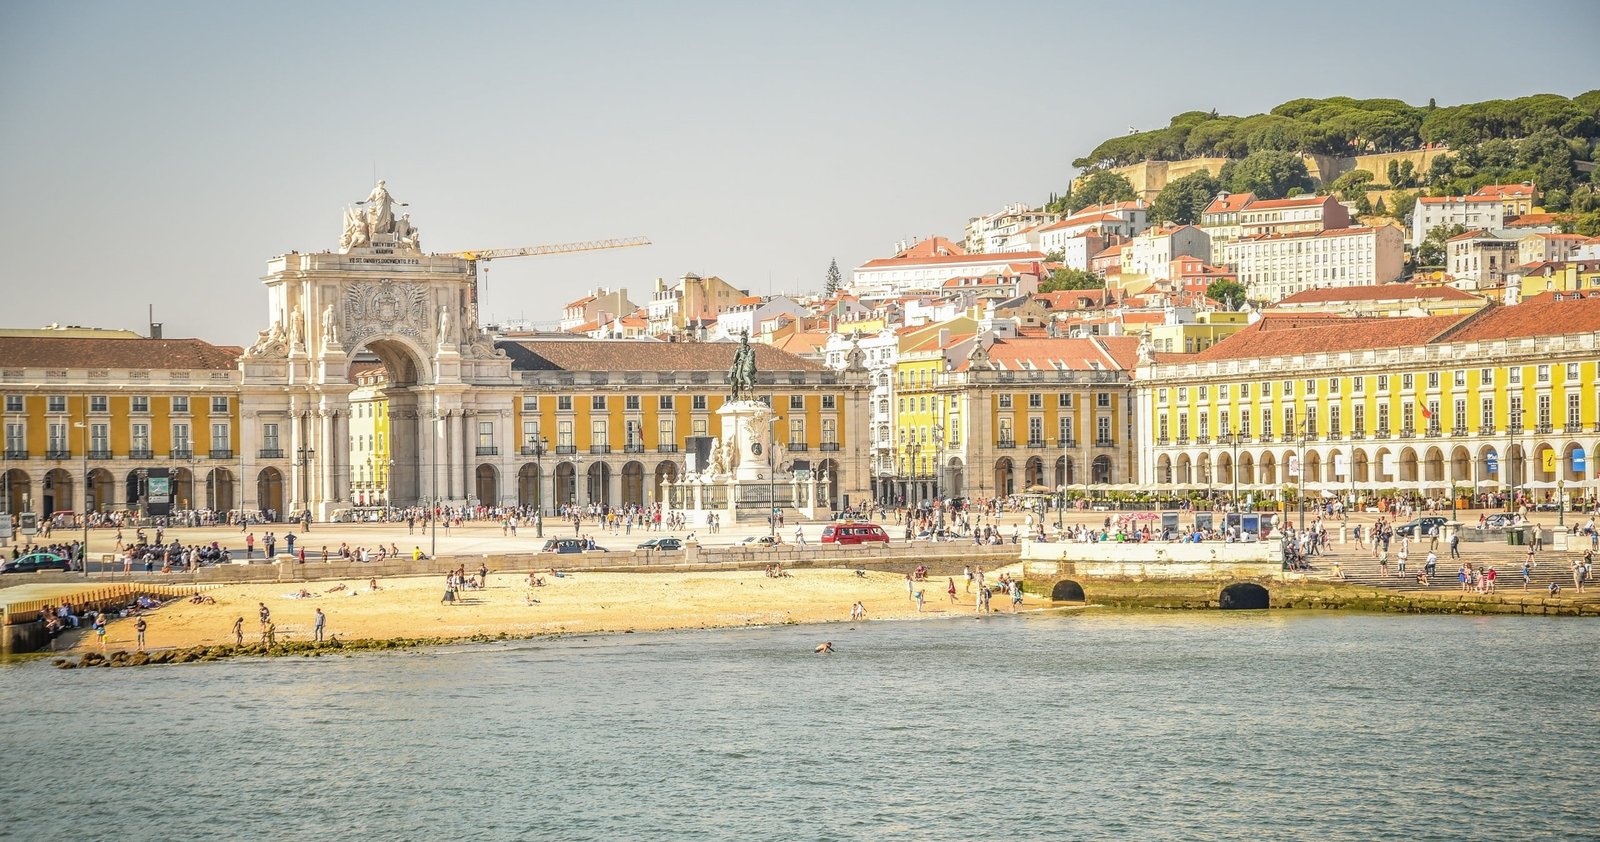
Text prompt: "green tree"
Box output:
[[1205, 278, 1247, 310], [1067, 171, 1137, 212], [1386, 160, 1401, 186], [1040, 268, 1106, 292], [1329, 169, 1375, 202], [824, 258, 841, 297], [1398, 160, 1416, 187], [1219, 150, 1312, 199], [1414, 223, 1466, 268], [1389, 191, 1417, 222], [1151, 171, 1220, 225]]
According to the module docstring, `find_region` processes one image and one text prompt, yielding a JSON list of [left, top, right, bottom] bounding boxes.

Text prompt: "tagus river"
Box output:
[[3, 611, 1596, 840]]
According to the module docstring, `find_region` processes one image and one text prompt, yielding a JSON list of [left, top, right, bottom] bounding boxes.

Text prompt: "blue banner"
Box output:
[[1574, 450, 1587, 473], [1486, 452, 1498, 475]]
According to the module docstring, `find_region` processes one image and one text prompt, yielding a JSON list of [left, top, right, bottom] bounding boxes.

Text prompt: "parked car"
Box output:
[[1394, 516, 1448, 538], [539, 538, 607, 554], [2, 552, 71, 573], [1482, 513, 1518, 529], [636, 537, 684, 551], [820, 523, 891, 546]]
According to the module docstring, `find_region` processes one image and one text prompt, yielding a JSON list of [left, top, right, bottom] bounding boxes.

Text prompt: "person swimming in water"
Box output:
[[814, 641, 835, 654]]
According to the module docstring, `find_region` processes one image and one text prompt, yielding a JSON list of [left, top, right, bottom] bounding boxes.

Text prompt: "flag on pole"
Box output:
[[1418, 397, 1433, 420]]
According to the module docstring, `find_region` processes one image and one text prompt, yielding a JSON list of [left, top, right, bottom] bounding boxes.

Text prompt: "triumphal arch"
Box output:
[[238, 182, 515, 518]]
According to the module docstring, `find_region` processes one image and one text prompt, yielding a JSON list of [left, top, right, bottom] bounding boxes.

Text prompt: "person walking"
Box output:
[[135, 617, 147, 649], [245, 532, 256, 559], [794, 526, 806, 546], [313, 608, 326, 642], [233, 616, 244, 646], [258, 602, 271, 633], [1449, 530, 1460, 560], [947, 577, 958, 603]]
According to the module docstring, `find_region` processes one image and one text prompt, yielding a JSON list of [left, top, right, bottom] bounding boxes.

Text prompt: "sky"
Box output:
[[2, 0, 1598, 345]]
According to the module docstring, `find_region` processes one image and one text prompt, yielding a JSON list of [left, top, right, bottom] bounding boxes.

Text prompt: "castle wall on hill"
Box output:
[[1084, 148, 1452, 200]]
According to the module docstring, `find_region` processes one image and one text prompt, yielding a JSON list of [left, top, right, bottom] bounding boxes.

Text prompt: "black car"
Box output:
[[636, 537, 684, 551], [540, 538, 607, 554], [1395, 516, 1448, 538], [2, 552, 70, 573]]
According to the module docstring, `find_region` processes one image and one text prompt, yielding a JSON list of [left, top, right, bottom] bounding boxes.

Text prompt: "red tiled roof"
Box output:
[[1505, 213, 1559, 227], [1416, 195, 1500, 205], [1440, 293, 1600, 342], [957, 336, 1137, 372], [858, 251, 1047, 270], [1189, 314, 1469, 361], [1239, 194, 1333, 210], [1276, 283, 1481, 305], [1472, 184, 1536, 199], [496, 339, 825, 372], [1203, 192, 1256, 214], [0, 337, 241, 370], [894, 236, 968, 259], [1236, 226, 1383, 244]]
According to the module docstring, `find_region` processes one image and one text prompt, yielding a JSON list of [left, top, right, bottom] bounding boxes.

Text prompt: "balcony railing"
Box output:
[[88, 449, 112, 460], [1175, 437, 1189, 446], [1536, 423, 1553, 434], [555, 445, 577, 455], [520, 446, 545, 457], [1026, 439, 1046, 449], [1507, 425, 1524, 435], [170, 449, 193, 460], [1195, 435, 1210, 444], [656, 444, 679, 453], [995, 440, 1016, 449], [1478, 427, 1496, 436], [46, 449, 72, 460], [3, 449, 26, 459], [259, 448, 284, 459], [1094, 439, 1116, 448], [819, 442, 840, 452], [1376, 428, 1390, 439], [589, 445, 611, 455], [1452, 427, 1467, 437], [129, 449, 155, 460], [1156, 437, 1170, 446], [1398, 430, 1415, 439], [787, 442, 809, 452], [1057, 438, 1077, 449], [475, 446, 499, 457], [210, 448, 233, 459], [623, 443, 646, 454]]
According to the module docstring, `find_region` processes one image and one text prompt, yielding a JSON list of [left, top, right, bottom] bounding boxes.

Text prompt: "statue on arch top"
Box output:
[[357, 179, 406, 235]]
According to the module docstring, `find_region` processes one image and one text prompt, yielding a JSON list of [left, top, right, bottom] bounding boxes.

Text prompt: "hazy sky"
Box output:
[[3, 1, 1597, 345]]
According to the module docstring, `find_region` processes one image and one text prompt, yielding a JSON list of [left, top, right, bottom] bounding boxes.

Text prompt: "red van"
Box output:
[[820, 523, 890, 545]]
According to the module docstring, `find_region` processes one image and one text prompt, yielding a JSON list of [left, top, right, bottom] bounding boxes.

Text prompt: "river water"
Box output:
[[2, 610, 1595, 840]]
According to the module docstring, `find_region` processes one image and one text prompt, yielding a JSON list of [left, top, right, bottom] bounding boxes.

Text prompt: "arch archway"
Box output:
[[125, 470, 144, 510], [257, 467, 284, 517], [1373, 447, 1393, 483], [587, 462, 611, 507], [554, 462, 578, 507], [206, 468, 234, 511], [654, 461, 678, 506], [994, 457, 1014, 497], [1053, 456, 1067, 489], [1177, 454, 1193, 485], [475, 464, 499, 506], [1451, 446, 1472, 485], [1024, 457, 1044, 490], [1302, 451, 1320, 483], [621, 461, 645, 507], [1533, 443, 1557, 482], [1091, 455, 1112, 484], [1050, 579, 1085, 601], [173, 467, 195, 511], [1219, 582, 1269, 609], [1561, 442, 1586, 481], [86, 468, 114, 513], [1197, 453, 1213, 488], [1259, 452, 1277, 485], [946, 456, 965, 498], [517, 463, 542, 509], [1218, 452, 1234, 485], [2, 469, 31, 514], [1353, 450, 1370, 484], [43, 468, 73, 516], [816, 458, 840, 509], [1399, 448, 1420, 483], [1157, 454, 1173, 484], [1476, 446, 1499, 488], [1424, 447, 1445, 483], [1238, 452, 1255, 485]]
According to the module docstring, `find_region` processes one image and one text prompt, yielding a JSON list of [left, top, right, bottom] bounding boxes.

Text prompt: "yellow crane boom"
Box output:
[[453, 236, 651, 263]]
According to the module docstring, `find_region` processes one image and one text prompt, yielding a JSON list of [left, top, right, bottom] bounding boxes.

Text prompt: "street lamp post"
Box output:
[[1558, 478, 1565, 527], [295, 444, 315, 522], [75, 418, 88, 576], [1226, 432, 1241, 512], [768, 413, 777, 540], [528, 435, 547, 538], [1296, 420, 1308, 530]]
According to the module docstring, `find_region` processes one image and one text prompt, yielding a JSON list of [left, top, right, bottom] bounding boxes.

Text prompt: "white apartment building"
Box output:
[[823, 327, 901, 489], [559, 287, 637, 332], [1124, 225, 1212, 281], [851, 242, 1046, 300], [709, 295, 806, 340], [1446, 229, 1520, 290], [1236, 194, 1350, 238], [1034, 201, 1150, 249], [1411, 195, 1504, 247], [965, 204, 1060, 254], [1228, 225, 1404, 302]]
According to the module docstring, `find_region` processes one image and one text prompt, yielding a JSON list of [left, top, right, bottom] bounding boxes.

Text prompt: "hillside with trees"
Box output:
[[1052, 92, 1600, 227]]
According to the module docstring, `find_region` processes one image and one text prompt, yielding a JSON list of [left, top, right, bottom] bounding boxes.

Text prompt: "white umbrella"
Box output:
[[1476, 479, 1501, 488]]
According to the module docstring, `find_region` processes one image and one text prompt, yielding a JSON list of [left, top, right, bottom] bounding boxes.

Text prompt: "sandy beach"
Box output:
[[66, 567, 1020, 653]]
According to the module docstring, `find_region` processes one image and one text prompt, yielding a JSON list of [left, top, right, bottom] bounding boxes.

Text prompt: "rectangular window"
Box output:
[[557, 396, 573, 412], [521, 397, 539, 412], [1028, 417, 1044, 443], [210, 422, 229, 450], [1453, 398, 1466, 432], [1401, 373, 1414, 391], [4, 395, 21, 412], [1537, 364, 1550, 383], [262, 423, 280, 452], [1158, 388, 1168, 404], [129, 422, 149, 452], [822, 418, 837, 444], [1566, 363, 1580, 381], [1569, 393, 1582, 429], [821, 395, 836, 410], [1178, 387, 1189, 403], [692, 419, 707, 437], [692, 395, 708, 410], [997, 418, 1013, 443], [90, 395, 108, 413], [172, 423, 190, 453], [175, 395, 192, 413], [1481, 397, 1494, 432], [1327, 378, 1339, 395], [1158, 415, 1169, 442], [625, 419, 643, 447], [1537, 394, 1551, 429], [211, 396, 229, 413], [1097, 393, 1111, 408], [1240, 383, 1251, 398], [557, 420, 574, 448], [1260, 408, 1273, 439], [1427, 371, 1440, 389], [49, 422, 68, 452], [789, 395, 805, 410], [1058, 393, 1072, 407], [1260, 382, 1272, 398], [90, 423, 108, 452], [1096, 416, 1112, 443], [1454, 370, 1466, 388], [1283, 381, 1294, 398], [1377, 404, 1390, 434], [477, 421, 494, 449], [625, 395, 640, 411], [1284, 406, 1296, 437], [789, 418, 805, 445], [591, 395, 607, 410], [1479, 368, 1494, 386], [1377, 375, 1388, 391], [523, 420, 540, 448], [1220, 384, 1230, 400], [4, 422, 23, 454], [1352, 378, 1363, 394], [591, 419, 608, 447], [48, 395, 67, 413], [1028, 393, 1043, 409], [1329, 405, 1341, 437], [1508, 367, 1521, 385], [998, 394, 1013, 409], [658, 395, 674, 410]]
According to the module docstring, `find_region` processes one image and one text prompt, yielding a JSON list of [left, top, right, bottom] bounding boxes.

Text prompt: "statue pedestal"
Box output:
[[717, 400, 773, 483]]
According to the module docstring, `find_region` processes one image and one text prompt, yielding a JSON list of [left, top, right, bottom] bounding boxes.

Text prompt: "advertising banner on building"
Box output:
[[146, 468, 171, 517]]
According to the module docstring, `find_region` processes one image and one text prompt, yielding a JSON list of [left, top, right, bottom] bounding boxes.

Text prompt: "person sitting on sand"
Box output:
[[369, 578, 381, 591], [855, 565, 866, 578], [524, 593, 541, 605], [327, 583, 347, 593]]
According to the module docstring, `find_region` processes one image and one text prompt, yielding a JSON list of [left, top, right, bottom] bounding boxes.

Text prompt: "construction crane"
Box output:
[[450, 235, 651, 320]]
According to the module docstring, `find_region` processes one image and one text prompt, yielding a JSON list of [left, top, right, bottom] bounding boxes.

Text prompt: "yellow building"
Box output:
[[1514, 260, 1600, 300], [1137, 294, 1600, 508], [502, 340, 868, 511], [347, 359, 392, 506], [1145, 311, 1249, 355], [0, 335, 242, 517], [891, 332, 1138, 503]]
